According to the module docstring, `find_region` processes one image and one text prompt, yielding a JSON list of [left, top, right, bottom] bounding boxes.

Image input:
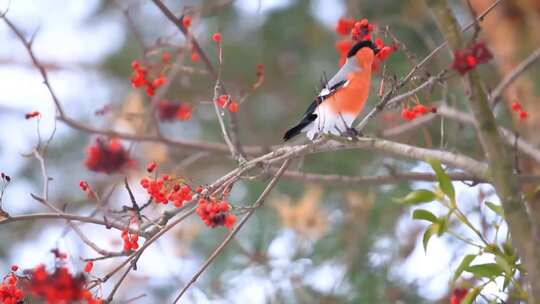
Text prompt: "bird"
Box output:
[[283, 40, 379, 141]]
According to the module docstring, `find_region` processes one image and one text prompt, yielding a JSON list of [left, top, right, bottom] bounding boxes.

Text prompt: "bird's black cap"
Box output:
[[347, 40, 380, 58]]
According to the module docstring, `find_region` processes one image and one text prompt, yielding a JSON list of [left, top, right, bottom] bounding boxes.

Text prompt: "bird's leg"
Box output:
[[336, 113, 360, 140], [341, 127, 360, 139]]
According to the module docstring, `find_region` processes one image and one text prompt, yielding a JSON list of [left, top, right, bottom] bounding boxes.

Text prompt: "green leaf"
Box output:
[[422, 224, 439, 253], [485, 201, 504, 216], [495, 255, 513, 277], [427, 158, 455, 203], [412, 209, 438, 223], [437, 215, 448, 236], [396, 189, 437, 205], [461, 287, 481, 304], [453, 254, 476, 282], [465, 263, 504, 278]]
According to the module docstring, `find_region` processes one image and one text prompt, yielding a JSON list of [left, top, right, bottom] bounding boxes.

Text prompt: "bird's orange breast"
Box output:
[[326, 69, 371, 115]]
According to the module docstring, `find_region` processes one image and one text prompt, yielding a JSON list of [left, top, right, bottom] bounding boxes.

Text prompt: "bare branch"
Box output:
[[490, 47, 540, 103]]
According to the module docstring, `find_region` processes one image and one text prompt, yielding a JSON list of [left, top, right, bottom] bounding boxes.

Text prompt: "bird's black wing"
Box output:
[[283, 80, 347, 141]]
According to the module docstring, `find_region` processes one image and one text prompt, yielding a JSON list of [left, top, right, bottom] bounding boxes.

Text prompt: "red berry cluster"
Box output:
[[351, 19, 374, 41], [449, 288, 468, 304], [157, 100, 193, 122], [25, 111, 40, 120], [335, 17, 395, 67], [511, 101, 529, 121], [216, 95, 239, 113], [451, 42, 493, 75], [27, 265, 87, 304], [84, 137, 133, 174], [140, 175, 193, 207], [121, 229, 139, 252], [0, 267, 23, 304], [400, 104, 436, 121], [196, 196, 236, 229], [130, 60, 168, 97], [374, 38, 395, 61]]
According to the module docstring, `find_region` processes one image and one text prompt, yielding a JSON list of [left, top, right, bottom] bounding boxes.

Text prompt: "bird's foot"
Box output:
[[341, 127, 361, 140]]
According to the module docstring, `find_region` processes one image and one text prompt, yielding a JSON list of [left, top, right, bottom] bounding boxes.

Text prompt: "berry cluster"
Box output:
[[130, 60, 168, 97], [400, 104, 437, 121], [351, 19, 374, 41], [0, 267, 23, 304], [451, 42, 493, 75], [84, 137, 133, 174], [196, 196, 236, 229], [216, 95, 239, 113], [121, 229, 139, 252], [24, 111, 40, 120], [511, 101, 529, 121], [27, 265, 88, 304], [140, 175, 193, 207], [334, 17, 395, 67], [157, 101, 193, 122]]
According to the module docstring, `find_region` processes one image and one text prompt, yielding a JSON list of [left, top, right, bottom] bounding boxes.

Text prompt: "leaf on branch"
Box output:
[[453, 254, 476, 282], [465, 263, 504, 279], [427, 158, 455, 204], [395, 189, 436, 205], [495, 255, 513, 277], [422, 223, 439, 253], [412, 209, 438, 223]]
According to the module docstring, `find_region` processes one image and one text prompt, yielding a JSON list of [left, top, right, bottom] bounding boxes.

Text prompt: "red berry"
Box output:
[[161, 51, 171, 62], [146, 162, 157, 173], [519, 110, 528, 120], [152, 76, 167, 88], [83, 261, 93, 273], [25, 111, 40, 119], [412, 104, 428, 115], [79, 181, 89, 191], [217, 95, 229, 107], [227, 101, 239, 113], [511, 101, 522, 111], [182, 16, 192, 28], [212, 32, 222, 42], [131, 60, 140, 69], [191, 52, 200, 61]]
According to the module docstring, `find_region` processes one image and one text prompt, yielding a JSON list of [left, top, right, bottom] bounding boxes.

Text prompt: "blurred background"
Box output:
[[0, 0, 539, 303]]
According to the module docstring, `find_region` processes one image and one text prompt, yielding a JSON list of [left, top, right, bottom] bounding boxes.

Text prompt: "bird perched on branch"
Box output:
[[283, 40, 379, 141]]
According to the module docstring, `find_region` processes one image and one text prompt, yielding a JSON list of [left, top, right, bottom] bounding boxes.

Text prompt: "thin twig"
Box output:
[[490, 47, 540, 103]]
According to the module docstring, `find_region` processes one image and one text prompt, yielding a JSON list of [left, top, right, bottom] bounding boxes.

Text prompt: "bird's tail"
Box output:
[[283, 114, 316, 141]]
